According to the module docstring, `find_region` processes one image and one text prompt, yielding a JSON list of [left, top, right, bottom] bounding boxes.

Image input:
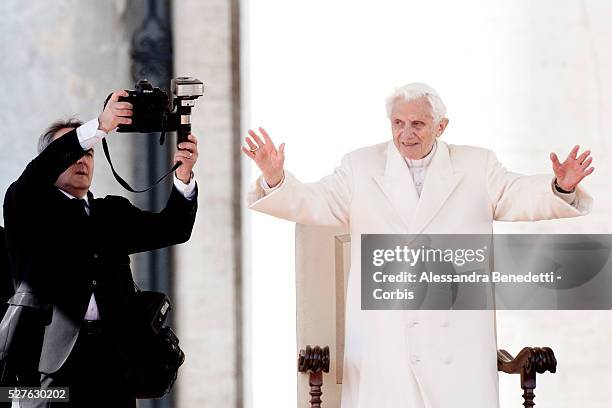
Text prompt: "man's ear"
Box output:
[[437, 118, 449, 137]]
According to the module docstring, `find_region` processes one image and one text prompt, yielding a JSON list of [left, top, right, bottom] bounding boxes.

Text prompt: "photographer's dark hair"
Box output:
[[38, 118, 83, 154]]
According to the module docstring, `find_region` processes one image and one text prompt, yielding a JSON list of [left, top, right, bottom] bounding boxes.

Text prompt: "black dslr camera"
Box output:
[[114, 77, 204, 144]]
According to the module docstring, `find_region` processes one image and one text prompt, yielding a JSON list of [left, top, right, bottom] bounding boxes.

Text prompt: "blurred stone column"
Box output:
[[172, 1, 243, 407]]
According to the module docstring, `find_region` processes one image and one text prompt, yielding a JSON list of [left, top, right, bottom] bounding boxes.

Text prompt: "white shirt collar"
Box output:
[[404, 140, 437, 168], [58, 188, 89, 206]]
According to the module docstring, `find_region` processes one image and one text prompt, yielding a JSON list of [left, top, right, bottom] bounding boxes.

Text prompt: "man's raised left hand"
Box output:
[[550, 145, 594, 192], [174, 134, 199, 183]]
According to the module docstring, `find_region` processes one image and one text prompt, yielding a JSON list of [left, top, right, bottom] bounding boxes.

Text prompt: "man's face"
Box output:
[[391, 97, 448, 160], [53, 127, 94, 197]]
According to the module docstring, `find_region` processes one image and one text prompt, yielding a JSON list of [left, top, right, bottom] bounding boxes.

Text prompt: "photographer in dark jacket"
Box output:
[[3, 90, 198, 407]]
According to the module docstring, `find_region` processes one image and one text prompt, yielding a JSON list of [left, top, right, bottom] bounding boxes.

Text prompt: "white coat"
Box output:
[[247, 140, 592, 408]]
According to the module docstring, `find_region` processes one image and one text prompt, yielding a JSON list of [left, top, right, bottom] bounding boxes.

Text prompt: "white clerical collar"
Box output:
[[58, 188, 89, 205], [404, 140, 437, 168]]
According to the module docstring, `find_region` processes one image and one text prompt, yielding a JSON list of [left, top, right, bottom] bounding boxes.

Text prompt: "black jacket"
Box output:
[[0, 226, 11, 317], [2, 129, 197, 375]]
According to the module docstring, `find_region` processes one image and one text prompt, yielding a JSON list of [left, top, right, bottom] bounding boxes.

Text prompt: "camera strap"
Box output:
[[102, 138, 181, 193]]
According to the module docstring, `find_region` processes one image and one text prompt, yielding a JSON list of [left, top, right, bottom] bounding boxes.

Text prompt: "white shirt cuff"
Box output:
[[551, 179, 576, 206], [174, 172, 197, 200], [260, 174, 285, 194], [76, 118, 107, 150]]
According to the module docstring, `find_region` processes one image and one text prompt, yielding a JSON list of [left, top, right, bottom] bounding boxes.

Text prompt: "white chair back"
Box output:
[[295, 224, 350, 407]]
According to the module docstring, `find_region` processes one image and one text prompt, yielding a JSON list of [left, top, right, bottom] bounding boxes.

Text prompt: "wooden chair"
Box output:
[[295, 225, 557, 408]]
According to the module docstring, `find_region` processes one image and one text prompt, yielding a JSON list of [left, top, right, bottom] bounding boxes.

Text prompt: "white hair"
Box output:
[[385, 83, 447, 123]]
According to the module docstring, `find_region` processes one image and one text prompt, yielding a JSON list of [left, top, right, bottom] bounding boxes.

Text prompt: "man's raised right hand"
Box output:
[[242, 127, 285, 188], [98, 90, 133, 133]]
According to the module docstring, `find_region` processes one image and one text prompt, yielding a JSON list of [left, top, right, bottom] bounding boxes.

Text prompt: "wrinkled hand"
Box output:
[[98, 90, 133, 133], [174, 134, 199, 183], [242, 127, 285, 187], [550, 145, 594, 191]]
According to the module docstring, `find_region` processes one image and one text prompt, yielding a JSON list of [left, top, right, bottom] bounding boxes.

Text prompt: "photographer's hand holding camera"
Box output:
[[173, 133, 199, 184], [97, 90, 134, 132], [2, 88, 198, 407]]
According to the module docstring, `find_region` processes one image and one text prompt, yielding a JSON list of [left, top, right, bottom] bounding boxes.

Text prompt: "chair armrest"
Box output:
[[298, 345, 330, 408], [497, 347, 557, 375], [497, 347, 557, 407]]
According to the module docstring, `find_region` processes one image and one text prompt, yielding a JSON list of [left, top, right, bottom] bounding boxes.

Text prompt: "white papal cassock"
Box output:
[[247, 140, 592, 408]]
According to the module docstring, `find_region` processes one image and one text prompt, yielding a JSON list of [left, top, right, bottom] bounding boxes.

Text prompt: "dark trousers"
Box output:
[[20, 321, 135, 408]]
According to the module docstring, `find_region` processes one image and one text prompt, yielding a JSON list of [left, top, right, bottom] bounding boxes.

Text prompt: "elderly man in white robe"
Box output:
[[242, 83, 593, 408]]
